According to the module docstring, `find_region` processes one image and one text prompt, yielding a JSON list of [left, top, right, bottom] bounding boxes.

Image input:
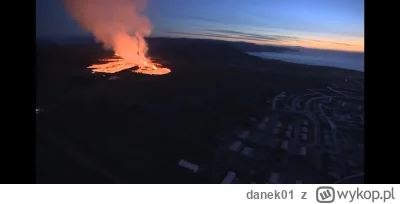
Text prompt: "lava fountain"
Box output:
[[63, 0, 170, 75]]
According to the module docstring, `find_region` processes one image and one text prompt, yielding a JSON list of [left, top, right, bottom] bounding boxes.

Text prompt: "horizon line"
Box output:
[[36, 35, 364, 54]]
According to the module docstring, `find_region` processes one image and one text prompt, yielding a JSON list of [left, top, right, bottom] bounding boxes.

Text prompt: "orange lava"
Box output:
[[133, 65, 171, 75], [88, 53, 171, 75]]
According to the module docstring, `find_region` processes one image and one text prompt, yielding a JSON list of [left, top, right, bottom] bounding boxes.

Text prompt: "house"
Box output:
[[280, 140, 289, 150], [258, 123, 266, 130], [229, 140, 243, 152], [296, 180, 303, 184], [241, 147, 255, 157], [177, 160, 199, 173], [221, 171, 237, 184], [301, 133, 307, 141], [238, 130, 250, 140], [268, 173, 280, 184]]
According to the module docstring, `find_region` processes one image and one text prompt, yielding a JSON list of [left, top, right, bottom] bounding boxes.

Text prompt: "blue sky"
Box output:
[[36, 0, 364, 51]]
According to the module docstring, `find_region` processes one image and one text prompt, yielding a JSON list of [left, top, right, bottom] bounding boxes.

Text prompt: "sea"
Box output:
[[248, 48, 364, 72]]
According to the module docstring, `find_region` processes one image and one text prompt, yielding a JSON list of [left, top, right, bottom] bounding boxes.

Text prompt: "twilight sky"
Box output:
[[36, 0, 364, 52]]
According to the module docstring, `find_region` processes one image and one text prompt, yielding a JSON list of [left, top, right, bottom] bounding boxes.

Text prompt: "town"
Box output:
[[177, 78, 364, 184]]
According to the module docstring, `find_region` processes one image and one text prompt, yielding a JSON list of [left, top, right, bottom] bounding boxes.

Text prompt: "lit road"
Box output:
[[305, 96, 326, 110], [327, 86, 350, 98], [272, 92, 285, 110], [319, 103, 339, 153], [301, 97, 326, 146]]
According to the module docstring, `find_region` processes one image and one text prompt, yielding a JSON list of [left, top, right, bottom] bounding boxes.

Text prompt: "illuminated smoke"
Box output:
[[63, 0, 152, 63]]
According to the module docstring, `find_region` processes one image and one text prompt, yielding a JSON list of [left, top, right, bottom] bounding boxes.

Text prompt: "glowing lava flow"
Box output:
[[88, 52, 171, 75]]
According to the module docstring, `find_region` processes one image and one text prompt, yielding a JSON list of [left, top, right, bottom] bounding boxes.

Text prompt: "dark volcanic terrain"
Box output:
[[36, 38, 364, 184]]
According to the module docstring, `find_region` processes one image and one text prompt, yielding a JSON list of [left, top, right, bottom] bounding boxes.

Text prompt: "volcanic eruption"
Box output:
[[63, 0, 170, 75]]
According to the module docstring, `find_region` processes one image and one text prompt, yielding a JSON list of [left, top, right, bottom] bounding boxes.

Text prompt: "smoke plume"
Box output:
[[63, 0, 153, 63]]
